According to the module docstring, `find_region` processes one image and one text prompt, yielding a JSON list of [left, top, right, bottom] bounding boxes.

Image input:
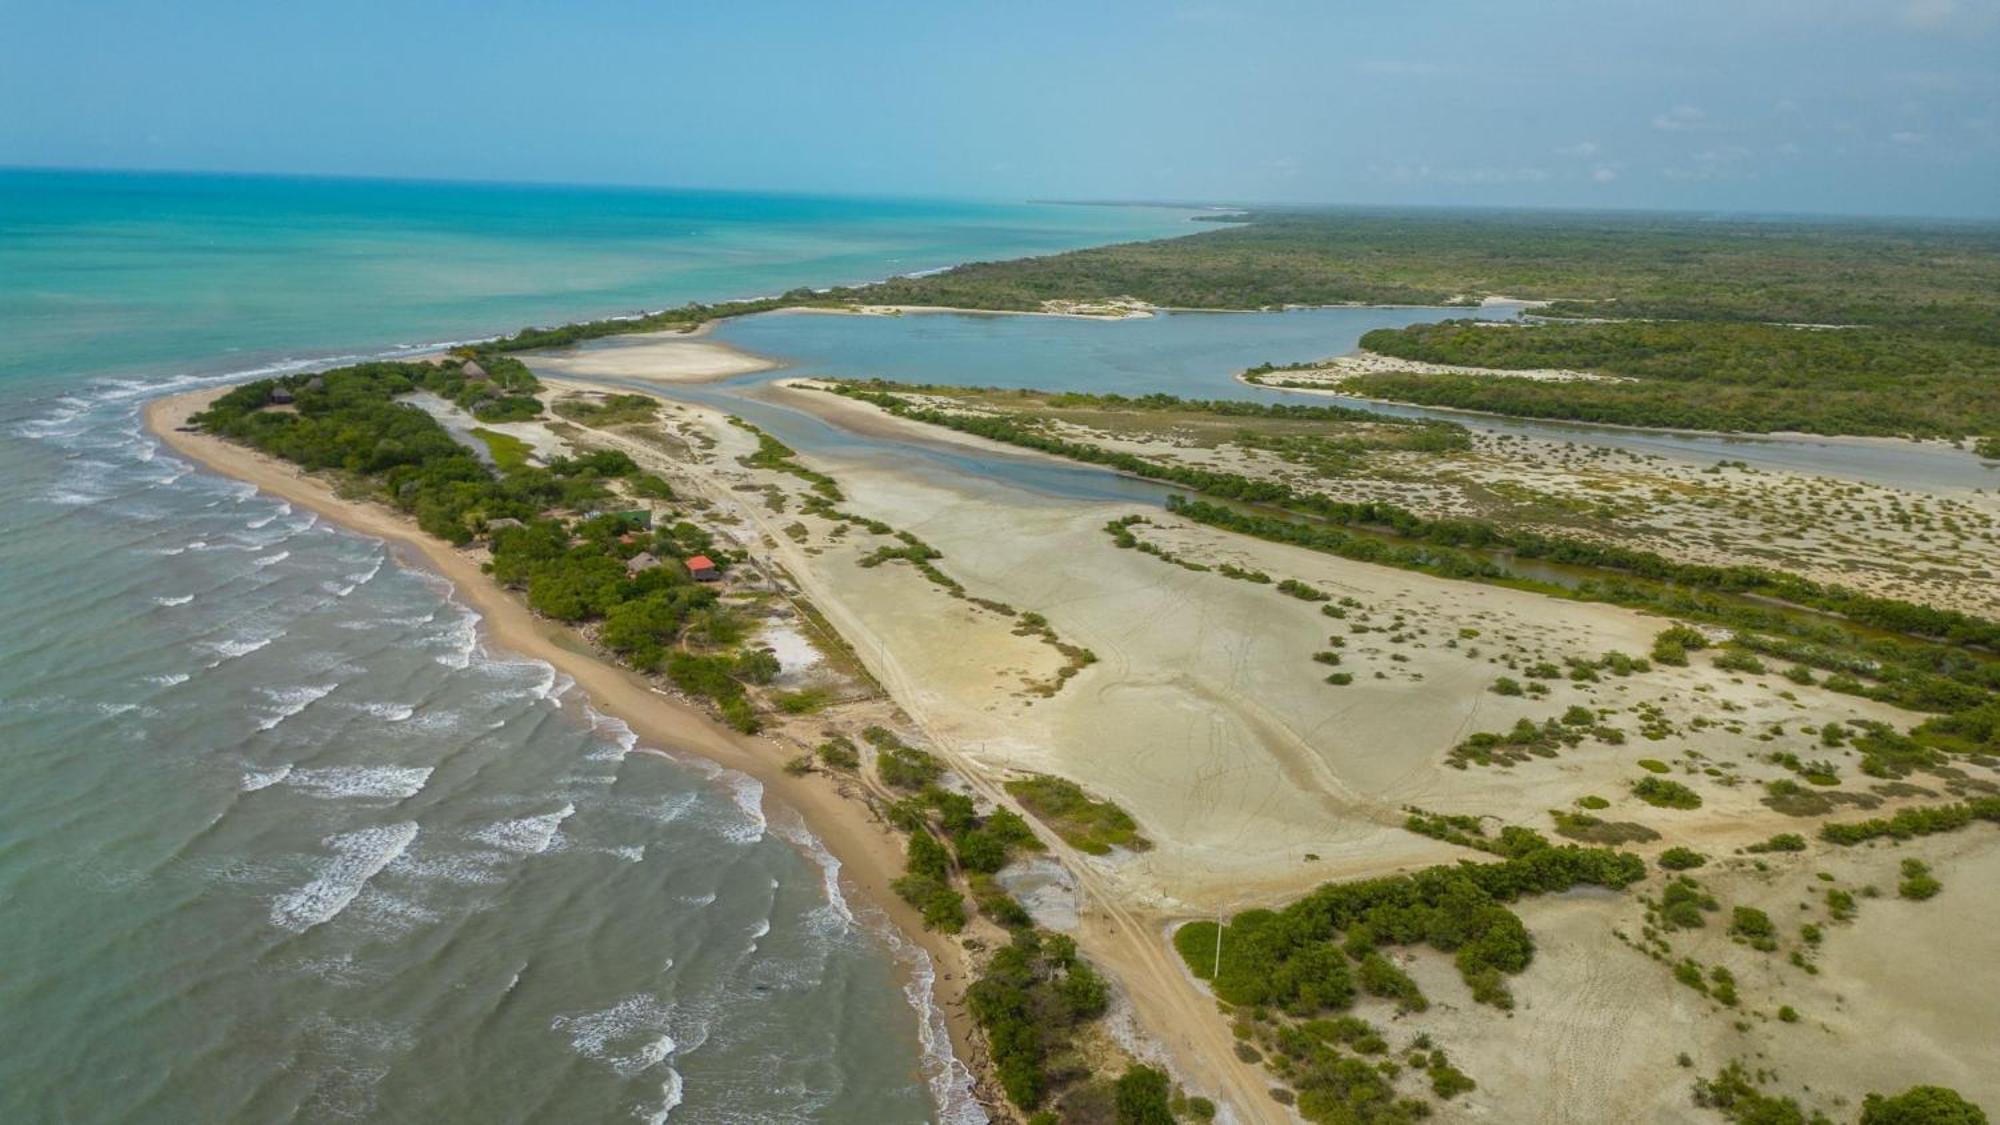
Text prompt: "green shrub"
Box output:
[[1634, 776, 1702, 809], [1860, 1085, 1989, 1125], [1658, 847, 1709, 871]]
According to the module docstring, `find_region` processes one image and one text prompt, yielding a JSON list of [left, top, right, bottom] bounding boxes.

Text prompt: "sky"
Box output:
[[3, 0, 1997, 218]]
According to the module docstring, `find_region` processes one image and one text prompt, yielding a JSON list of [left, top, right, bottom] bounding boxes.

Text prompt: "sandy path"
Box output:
[[141, 388, 989, 1096]]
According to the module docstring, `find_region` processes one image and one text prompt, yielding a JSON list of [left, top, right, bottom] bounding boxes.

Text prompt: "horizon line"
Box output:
[[6, 160, 1999, 228]]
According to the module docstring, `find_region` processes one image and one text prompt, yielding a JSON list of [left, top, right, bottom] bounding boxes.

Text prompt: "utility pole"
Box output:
[[1212, 914, 1223, 980]]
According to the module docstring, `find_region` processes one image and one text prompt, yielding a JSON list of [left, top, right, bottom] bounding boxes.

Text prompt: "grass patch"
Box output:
[[470, 427, 533, 472], [1005, 774, 1150, 855]]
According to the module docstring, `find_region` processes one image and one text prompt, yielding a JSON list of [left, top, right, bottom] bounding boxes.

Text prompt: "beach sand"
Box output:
[[142, 388, 990, 1104], [527, 327, 778, 384]]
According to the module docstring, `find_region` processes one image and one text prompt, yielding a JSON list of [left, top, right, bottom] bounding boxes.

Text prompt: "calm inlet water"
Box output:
[[0, 169, 1200, 1124], [684, 308, 1999, 495]]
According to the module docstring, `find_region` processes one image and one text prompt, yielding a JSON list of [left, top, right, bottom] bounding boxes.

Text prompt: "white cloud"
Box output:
[[1652, 105, 1707, 132], [1556, 141, 1601, 157], [1891, 130, 1929, 144], [1592, 166, 1619, 183]]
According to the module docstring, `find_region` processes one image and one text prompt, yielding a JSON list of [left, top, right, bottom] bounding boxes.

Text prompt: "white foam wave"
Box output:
[[270, 822, 420, 932], [387, 849, 508, 887], [241, 764, 294, 792], [252, 550, 292, 567], [550, 994, 677, 1077], [773, 816, 855, 933], [256, 683, 338, 731], [641, 1069, 686, 1125], [198, 634, 275, 665], [285, 765, 434, 801], [583, 705, 639, 762], [356, 701, 416, 722], [722, 774, 766, 843], [154, 594, 195, 607], [471, 804, 576, 855], [434, 606, 481, 669], [146, 672, 191, 687], [897, 940, 987, 1125]]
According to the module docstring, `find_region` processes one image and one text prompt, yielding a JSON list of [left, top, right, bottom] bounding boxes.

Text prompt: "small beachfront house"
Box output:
[[462, 360, 489, 381], [625, 552, 659, 575], [685, 555, 719, 582]]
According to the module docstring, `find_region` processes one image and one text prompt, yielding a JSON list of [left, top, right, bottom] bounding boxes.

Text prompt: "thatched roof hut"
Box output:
[[625, 552, 659, 575], [462, 360, 490, 382], [269, 386, 295, 405]]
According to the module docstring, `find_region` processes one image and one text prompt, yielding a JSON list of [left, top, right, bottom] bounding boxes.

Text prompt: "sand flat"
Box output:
[[528, 329, 777, 383]]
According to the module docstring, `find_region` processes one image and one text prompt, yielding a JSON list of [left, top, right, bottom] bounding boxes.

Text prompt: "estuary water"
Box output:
[[695, 308, 2000, 495], [0, 169, 1200, 1124]]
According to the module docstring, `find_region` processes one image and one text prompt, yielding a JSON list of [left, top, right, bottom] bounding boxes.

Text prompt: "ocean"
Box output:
[[0, 168, 1198, 1124]]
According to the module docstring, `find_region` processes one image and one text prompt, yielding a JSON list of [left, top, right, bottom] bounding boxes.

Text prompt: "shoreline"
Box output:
[[143, 387, 993, 1120]]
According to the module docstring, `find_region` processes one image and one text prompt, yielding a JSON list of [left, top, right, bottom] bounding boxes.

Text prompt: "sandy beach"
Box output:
[[142, 387, 990, 1102], [526, 325, 779, 384]]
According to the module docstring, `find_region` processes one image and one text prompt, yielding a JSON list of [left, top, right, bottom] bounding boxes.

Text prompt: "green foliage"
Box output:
[[1860, 1086, 1990, 1125], [815, 735, 860, 769], [892, 829, 967, 934], [731, 417, 843, 501], [968, 929, 1112, 1112], [1898, 859, 1942, 901], [1005, 774, 1150, 855], [1634, 776, 1703, 810], [865, 726, 947, 790], [1113, 1065, 1177, 1125], [848, 209, 2000, 336], [554, 392, 659, 427], [1730, 906, 1778, 950], [1821, 797, 2000, 845], [1658, 847, 1709, 871], [470, 427, 533, 471], [1176, 845, 1643, 1020], [1745, 833, 1808, 854], [1356, 951, 1426, 1013], [1693, 1062, 1832, 1124], [1660, 877, 1718, 930], [1652, 625, 1709, 666], [1351, 318, 2000, 441]]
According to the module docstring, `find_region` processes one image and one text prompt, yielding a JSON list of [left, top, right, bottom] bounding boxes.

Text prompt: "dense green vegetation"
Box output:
[[1172, 841, 1641, 1121], [967, 929, 1111, 1113], [1860, 1086, 1989, 1124], [1174, 844, 1643, 1013], [553, 391, 659, 427], [1005, 774, 1151, 855], [195, 359, 771, 728], [1820, 797, 2000, 845], [455, 210, 2000, 447], [1008, 768, 1152, 848], [1348, 319, 2000, 440], [840, 210, 2000, 333]]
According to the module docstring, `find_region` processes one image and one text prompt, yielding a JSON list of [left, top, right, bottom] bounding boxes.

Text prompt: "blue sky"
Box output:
[[3, 0, 1996, 217]]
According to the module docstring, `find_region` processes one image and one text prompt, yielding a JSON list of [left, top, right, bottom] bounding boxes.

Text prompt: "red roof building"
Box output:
[[685, 555, 719, 581]]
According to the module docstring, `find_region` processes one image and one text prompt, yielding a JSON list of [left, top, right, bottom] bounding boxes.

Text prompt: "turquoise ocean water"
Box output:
[[0, 168, 1198, 1124]]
